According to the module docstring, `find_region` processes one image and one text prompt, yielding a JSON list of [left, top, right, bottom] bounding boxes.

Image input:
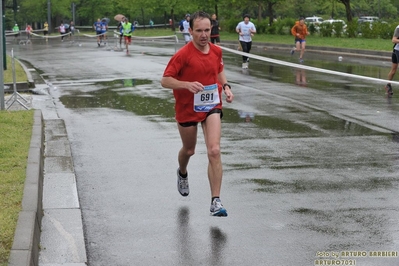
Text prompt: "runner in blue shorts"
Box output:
[[101, 19, 108, 45], [93, 18, 102, 47]]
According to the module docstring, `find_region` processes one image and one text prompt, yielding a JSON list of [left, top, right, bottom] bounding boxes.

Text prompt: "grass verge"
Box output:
[[131, 28, 393, 52], [0, 110, 34, 265], [3, 55, 28, 84]]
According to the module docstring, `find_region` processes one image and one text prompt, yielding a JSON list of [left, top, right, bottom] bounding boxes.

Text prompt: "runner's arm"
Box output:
[[161, 76, 204, 94], [218, 70, 233, 103]]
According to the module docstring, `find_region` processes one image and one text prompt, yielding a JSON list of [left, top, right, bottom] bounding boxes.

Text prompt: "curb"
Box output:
[[4, 55, 35, 93], [16, 58, 35, 89], [8, 109, 44, 266]]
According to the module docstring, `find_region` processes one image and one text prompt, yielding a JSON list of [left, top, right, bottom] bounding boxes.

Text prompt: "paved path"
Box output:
[[6, 37, 399, 266]]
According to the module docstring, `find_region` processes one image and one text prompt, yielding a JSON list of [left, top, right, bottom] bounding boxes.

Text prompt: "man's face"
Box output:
[[189, 17, 211, 47], [211, 14, 216, 20], [299, 19, 305, 25], [244, 17, 250, 24]]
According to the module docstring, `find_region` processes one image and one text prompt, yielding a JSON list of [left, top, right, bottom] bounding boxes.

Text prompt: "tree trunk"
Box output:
[[340, 0, 352, 22], [170, 8, 175, 31], [141, 7, 145, 29], [268, 2, 274, 26]]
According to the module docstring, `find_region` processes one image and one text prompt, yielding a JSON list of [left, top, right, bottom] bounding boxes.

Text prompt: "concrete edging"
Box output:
[[8, 109, 44, 266], [4, 55, 35, 93]]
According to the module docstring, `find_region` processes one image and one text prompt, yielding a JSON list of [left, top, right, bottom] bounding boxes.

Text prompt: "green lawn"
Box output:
[[131, 28, 393, 52], [3, 55, 28, 83], [0, 110, 34, 265]]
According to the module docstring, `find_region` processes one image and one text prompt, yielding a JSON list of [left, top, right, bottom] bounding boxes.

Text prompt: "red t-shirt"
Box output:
[[163, 42, 224, 123]]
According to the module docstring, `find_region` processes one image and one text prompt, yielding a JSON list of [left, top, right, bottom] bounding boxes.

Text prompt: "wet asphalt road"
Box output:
[[9, 36, 399, 266]]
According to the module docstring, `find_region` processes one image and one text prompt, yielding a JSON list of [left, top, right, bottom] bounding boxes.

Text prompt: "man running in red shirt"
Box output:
[[161, 11, 233, 217]]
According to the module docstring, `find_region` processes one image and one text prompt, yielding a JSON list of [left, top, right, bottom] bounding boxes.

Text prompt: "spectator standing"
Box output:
[[210, 13, 221, 45]]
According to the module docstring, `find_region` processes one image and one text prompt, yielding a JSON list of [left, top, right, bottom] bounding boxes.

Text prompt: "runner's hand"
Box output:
[[224, 89, 233, 103], [186, 82, 204, 94]]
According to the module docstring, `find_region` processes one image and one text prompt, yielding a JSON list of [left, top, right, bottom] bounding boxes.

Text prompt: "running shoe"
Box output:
[[97, 42, 100, 47], [385, 83, 393, 96], [177, 168, 189, 196], [210, 198, 228, 217], [299, 58, 304, 64], [290, 48, 295, 55], [242, 62, 248, 69]]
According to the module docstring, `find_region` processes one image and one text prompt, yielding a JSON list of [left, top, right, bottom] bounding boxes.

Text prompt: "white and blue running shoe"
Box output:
[[210, 198, 228, 217]]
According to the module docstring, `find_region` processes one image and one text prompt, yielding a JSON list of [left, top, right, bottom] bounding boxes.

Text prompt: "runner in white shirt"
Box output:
[[236, 14, 256, 69], [181, 14, 192, 44], [59, 23, 66, 42]]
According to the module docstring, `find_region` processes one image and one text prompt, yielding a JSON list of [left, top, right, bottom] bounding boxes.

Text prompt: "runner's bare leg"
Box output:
[[177, 124, 198, 175], [201, 113, 222, 197]]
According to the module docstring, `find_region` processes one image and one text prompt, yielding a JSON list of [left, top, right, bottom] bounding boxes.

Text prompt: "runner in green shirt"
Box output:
[[12, 24, 19, 39], [122, 18, 134, 54]]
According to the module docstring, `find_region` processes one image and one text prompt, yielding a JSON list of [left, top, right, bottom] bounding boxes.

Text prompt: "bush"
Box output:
[[267, 24, 276, 34], [256, 20, 269, 34], [372, 22, 392, 39], [346, 20, 358, 38], [332, 22, 344, 38], [319, 23, 333, 37], [359, 22, 376, 38], [267, 18, 294, 35], [222, 18, 242, 33], [308, 23, 318, 35]]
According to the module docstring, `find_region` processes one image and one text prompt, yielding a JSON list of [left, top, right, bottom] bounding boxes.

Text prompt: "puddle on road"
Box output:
[[290, 207, 393, 247], [248, 176, 398, 193], [59, 78, 176, 122], [222, 51, 393, 98], [59, 79, 386, 138]]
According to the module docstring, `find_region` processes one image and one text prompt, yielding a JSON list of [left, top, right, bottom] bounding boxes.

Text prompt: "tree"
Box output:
[[266, 0, 278, 25], [339, 0, 352, 22]]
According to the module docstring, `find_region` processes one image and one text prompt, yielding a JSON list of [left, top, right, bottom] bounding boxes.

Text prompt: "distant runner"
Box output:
[[93, 18, 103, 47], [122, 18, 134, 55]]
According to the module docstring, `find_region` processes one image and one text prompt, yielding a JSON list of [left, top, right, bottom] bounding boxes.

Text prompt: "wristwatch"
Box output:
[[223, 83, 231, 91]]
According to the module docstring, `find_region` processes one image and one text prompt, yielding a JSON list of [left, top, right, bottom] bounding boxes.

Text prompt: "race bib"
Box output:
[[193, 84, 220, 112]]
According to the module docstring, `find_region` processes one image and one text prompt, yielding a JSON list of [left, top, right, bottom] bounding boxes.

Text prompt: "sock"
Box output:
[[179, 170, 187, 178], [212, 197, 220, 203]]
